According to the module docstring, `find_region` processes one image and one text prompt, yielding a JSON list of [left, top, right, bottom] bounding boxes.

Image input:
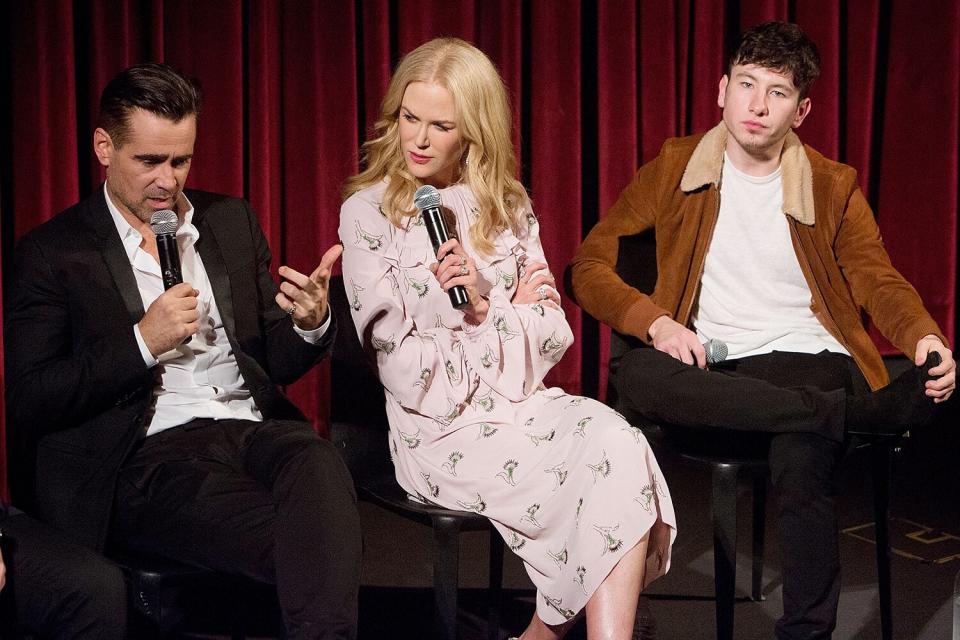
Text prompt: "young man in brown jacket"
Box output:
[[571, 21, 955, 639]]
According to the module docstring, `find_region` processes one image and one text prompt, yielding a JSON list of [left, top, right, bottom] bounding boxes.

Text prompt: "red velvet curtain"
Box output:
[[2, 1, 957, 501]]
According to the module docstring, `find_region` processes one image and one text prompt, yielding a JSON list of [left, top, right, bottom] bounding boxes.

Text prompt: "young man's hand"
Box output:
[[648, 315, 706, 369], [915, 335, 956, 402]]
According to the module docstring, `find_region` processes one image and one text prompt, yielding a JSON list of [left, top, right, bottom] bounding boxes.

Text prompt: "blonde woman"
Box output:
[[340, 38, 676, 639]]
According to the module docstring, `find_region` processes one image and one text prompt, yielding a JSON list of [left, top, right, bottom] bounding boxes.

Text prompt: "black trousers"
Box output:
[[110, 418, 362, 640], [617, 349, 863, 640], [0, 512, 126, 640]]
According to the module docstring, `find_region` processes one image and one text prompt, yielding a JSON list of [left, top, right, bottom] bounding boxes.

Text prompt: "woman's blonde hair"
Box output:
[[343, 37, 527, 255]]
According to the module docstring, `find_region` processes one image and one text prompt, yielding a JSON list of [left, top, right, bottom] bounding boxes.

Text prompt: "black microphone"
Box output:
[[414, 185, 469, 309], [703, 338, 728, 365], [150, 210, 182, 290]]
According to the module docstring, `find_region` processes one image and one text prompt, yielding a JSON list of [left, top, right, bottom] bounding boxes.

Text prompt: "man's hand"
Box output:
[[915, 335, 955, 403], [648, 315, 706, 368], [138, 283, 200, 357], [277, 244, 343, 331]]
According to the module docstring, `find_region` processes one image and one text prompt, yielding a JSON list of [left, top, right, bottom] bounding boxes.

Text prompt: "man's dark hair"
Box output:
[[729, 22, 821, 99], [98, 62, 202, 147]]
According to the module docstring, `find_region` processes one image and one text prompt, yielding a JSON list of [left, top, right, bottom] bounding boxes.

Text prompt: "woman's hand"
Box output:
[[512, 261, 560, 308], [431, 239, 489, 325]]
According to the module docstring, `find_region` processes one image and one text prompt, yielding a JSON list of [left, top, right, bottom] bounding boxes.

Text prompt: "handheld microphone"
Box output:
[[703, 338, 728, 365], [414, 185, 469, 309], [150, 210, 182, 290]]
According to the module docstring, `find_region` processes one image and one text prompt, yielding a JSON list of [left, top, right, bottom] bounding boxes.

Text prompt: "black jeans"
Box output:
[[110, 418, 362, 640], [0, 512, 126, 640], [617, 349, 860, 640]]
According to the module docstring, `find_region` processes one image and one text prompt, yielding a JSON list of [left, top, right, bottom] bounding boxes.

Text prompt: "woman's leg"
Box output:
[[585, 534, 649, 640], [517, 612, 578, 640], [517, 533, 650, 640]]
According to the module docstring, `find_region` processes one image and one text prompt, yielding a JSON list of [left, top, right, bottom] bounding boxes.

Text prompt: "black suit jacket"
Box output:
[[4, 188, 335, 550]]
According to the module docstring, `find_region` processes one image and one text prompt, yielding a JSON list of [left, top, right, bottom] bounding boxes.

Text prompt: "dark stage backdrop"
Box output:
[[2, 1, 957, 500]]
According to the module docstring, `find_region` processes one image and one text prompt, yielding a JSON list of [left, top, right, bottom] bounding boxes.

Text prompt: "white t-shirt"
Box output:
[[692, 153, 848, 360]]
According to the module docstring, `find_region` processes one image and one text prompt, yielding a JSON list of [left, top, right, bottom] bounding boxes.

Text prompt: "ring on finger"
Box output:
[[459, 256, 466, 266], [459, 264, 468, 276], [287, 303, 297, 316], [537, 284, 548, 300]]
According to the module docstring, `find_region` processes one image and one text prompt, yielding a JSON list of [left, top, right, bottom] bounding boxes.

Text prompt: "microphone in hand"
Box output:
[[148, 210, 194, 348], [414, 185, 469, 309], [703, 338, 728, 366], [150, 210, 182, 290]]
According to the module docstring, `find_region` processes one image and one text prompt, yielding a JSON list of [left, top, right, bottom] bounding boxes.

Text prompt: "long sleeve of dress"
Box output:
[[338, 186, 573, 430], [459, 210, 574, 403]]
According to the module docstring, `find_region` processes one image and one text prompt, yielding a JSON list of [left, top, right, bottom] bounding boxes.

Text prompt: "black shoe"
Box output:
[[846, 351, 941, 438], [632, 595, 657, 640]]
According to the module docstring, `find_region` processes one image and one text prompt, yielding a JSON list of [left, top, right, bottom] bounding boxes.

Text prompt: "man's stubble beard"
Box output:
[[736, 132, 772, 155], [114, 184, 181, 225], [121, 195, 155, 225]]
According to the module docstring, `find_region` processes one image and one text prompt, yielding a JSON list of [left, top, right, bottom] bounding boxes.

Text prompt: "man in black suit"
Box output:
[[4, 63, 361, 639]]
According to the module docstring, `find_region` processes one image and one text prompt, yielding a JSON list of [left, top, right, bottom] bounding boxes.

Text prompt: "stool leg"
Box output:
[[488, 528, 504, 640], [751, 474, 766, 602], [433, 516, 462, 640], [712, 463, 739, 640], [872, 444, 894, 640]]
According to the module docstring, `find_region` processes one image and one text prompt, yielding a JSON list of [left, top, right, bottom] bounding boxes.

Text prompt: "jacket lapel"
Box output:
[[82, 189, 145, 324], [194, 211, 237, 338]]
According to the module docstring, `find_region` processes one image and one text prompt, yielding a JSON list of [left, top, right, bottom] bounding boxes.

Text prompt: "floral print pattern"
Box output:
[[339, 181, 676, 625]]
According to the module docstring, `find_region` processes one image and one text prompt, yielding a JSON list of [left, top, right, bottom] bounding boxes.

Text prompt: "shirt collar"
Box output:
[[104, 183, 198, 262], [680, 122, 816, 226]]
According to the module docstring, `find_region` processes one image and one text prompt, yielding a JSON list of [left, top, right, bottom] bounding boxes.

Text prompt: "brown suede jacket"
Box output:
[[571, 122, 948, 391]]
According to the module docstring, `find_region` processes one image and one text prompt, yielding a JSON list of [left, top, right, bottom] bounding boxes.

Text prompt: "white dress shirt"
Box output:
[[105, 185, 329, 436]]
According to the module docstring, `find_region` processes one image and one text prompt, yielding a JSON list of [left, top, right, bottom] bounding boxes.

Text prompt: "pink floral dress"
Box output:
[[339, 180, 677, 625]]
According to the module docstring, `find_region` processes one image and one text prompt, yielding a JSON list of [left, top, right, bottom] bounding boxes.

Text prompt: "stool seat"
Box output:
[[109, 550, 272, 639]]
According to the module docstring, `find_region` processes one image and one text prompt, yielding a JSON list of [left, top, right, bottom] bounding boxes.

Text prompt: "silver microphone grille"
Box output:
[[413, 185, 442, 211], [704, 338, 728, 365], [149, 209, 178, 235]]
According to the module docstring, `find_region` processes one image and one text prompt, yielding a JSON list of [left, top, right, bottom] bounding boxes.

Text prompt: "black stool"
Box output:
[[329, 275, 505, 640]]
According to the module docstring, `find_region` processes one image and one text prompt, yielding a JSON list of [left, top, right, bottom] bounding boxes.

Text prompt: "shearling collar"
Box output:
[[679, 121, 816, 225]]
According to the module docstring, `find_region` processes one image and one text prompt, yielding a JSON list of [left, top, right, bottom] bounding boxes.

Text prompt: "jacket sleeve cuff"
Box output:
[[622, 300, 671, 343]]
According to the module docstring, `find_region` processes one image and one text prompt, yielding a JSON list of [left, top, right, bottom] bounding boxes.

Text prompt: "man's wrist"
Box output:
[[647, 315, 669, 340], [293, 307, 331, 344], [134, 323, 160, 367]]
